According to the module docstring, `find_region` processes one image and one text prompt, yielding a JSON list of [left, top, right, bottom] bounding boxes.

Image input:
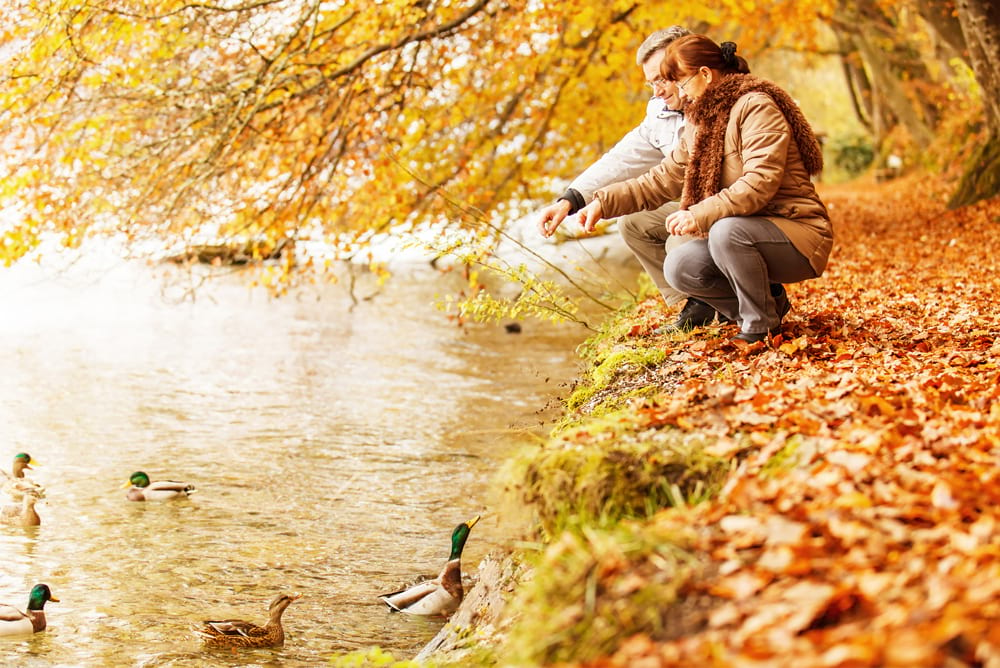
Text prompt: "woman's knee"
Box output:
[[663, 245, 700, 291], [708, 217, 760, 259], [707, 216, 745, 243]]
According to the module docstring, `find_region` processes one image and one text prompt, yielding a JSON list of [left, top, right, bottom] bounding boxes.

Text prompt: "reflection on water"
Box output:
[[0, 258, 592, 666]]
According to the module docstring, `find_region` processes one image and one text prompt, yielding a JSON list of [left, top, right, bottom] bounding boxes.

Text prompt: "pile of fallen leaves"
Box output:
[[563, 179, 1000, 666]]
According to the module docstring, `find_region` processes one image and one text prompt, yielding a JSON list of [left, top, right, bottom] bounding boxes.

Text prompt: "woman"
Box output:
[[578, 35, 832, 344]]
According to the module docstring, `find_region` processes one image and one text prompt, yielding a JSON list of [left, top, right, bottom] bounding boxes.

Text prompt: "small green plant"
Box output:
[[760, 435, 803, 477], [831, 134, 875, 176]]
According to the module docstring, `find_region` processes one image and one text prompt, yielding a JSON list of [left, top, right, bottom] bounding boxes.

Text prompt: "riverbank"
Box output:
[[417, 177, 1000, 667]]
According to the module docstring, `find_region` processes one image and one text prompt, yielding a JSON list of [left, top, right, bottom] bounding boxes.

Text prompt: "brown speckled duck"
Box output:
[[195, 592, 300, 648], [379, 515, 480, 616], [1, 491, 42, 527]]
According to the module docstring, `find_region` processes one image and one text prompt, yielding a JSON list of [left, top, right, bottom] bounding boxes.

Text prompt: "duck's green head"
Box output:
[[12, 453, 37, 476], [448, 515, 481, 560], [27, 584, 58, 611], [125, 471, 151, 488]]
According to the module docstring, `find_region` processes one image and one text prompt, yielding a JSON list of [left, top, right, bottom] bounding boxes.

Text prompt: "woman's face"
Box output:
[[675, 67, 711, 103]]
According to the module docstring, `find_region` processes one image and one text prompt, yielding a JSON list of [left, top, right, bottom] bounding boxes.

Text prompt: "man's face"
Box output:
[[642, 48, 684, 111]]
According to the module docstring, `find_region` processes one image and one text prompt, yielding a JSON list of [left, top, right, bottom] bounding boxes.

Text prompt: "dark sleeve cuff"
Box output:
[[558, 188, 586, 215]]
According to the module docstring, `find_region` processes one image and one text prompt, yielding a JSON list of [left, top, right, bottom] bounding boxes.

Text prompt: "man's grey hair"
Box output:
[[636, 26, 691, 65]]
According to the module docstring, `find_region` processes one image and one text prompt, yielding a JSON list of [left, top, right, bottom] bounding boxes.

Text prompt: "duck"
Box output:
[[1, 453, 44, 501], [0, 584, 58, 636], [379, 515, 480, 616], [195, 592, 301, 648], [122, 471, 196, 501], [0, 491, 42, 527]]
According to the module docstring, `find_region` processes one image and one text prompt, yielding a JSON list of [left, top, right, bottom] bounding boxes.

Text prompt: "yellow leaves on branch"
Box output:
[[0, 0, 974, 286], [0, 2, 701, 267]]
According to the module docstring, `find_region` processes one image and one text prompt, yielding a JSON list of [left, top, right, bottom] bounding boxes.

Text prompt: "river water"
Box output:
[[0, 254, 599, 666]]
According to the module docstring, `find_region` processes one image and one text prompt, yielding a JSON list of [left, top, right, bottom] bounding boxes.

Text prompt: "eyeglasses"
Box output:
[[644, 77, 667, 92], [676, 75, 696, 92]]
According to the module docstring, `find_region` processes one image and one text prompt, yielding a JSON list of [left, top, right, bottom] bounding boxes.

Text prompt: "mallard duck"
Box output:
[[195, 592, 301, 648], [0, 584, 58, 636], [0, 491, 41, 527], [122, 471, 196, 501], [1, 453, 44, 501], [379, 515, 480, 616]]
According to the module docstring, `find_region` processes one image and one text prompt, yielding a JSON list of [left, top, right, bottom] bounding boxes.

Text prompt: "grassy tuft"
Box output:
[[565, 346, 667, 411], [588, 384, 662, 417], [503, 520, 701, 665], [500, 414, 730, 538]]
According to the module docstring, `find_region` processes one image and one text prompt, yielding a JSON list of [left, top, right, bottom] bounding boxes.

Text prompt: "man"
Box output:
[[536, 26, 721, 331]]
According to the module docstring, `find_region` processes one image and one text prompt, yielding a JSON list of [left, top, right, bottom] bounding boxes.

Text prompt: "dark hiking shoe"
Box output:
[[655, 298, 717, 334], [733, 331, 768, 344]]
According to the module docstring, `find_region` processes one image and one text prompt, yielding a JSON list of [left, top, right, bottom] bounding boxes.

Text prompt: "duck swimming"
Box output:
[[379, 515, 480, 616], [0, 491, 42, 527], [122, 471, 196, 501], [0, 584, 58, 636], [195, 592, 301, 648], [1, 453, 44, 501]]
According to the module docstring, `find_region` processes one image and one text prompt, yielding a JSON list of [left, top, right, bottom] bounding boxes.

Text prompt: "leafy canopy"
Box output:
[[0, 0, 985, 292]]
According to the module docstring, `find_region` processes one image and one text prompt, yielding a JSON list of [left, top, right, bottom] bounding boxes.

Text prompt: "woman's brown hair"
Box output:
[[661, 34, 750, 80]]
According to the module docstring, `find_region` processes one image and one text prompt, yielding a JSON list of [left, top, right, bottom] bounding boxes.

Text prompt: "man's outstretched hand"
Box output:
[[537, 199, 572, 237]]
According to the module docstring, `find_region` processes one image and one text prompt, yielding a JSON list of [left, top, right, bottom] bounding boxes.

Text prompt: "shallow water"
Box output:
[[0, 258, 592, 666]]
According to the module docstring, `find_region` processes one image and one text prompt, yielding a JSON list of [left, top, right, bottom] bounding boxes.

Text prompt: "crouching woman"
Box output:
[[579, 34, 832, 344]]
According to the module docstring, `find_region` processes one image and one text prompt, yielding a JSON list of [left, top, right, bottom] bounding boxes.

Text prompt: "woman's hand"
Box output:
[[537, 199, 572, 238], [665, 209, 700, 236], [578, 199, 604, 234]]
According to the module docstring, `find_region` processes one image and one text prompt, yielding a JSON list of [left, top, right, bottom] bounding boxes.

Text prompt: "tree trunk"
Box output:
[[834, 29, 874, 132], [948, 0, 1000, 208], [954, 0, 1000, 133], [853, 24, 934, 146], [948, 134, 1000, 208], [914, 0, 970, 67], [830, 0, 937, 151]]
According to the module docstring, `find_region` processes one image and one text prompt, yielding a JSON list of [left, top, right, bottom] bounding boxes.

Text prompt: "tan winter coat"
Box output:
[[595, 91, 833, 275]]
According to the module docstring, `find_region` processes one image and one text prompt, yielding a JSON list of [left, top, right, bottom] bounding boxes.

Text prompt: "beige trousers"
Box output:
[[617, 202, 695, 306]]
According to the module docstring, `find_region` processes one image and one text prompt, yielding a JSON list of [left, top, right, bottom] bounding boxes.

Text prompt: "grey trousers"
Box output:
[[663, 216, 817, 334], [618, 202, 695, 306]]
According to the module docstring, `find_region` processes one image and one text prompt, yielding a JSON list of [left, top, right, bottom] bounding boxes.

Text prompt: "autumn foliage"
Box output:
[[506, 180, 1000, 666]]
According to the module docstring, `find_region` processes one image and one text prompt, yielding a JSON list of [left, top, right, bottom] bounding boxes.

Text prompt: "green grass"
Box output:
[[500, 413, 730, 538], [502, 520, 700, 666]]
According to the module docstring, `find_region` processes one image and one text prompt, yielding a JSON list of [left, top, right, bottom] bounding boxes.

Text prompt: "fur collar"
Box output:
[[680, 74, 824, 210]]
